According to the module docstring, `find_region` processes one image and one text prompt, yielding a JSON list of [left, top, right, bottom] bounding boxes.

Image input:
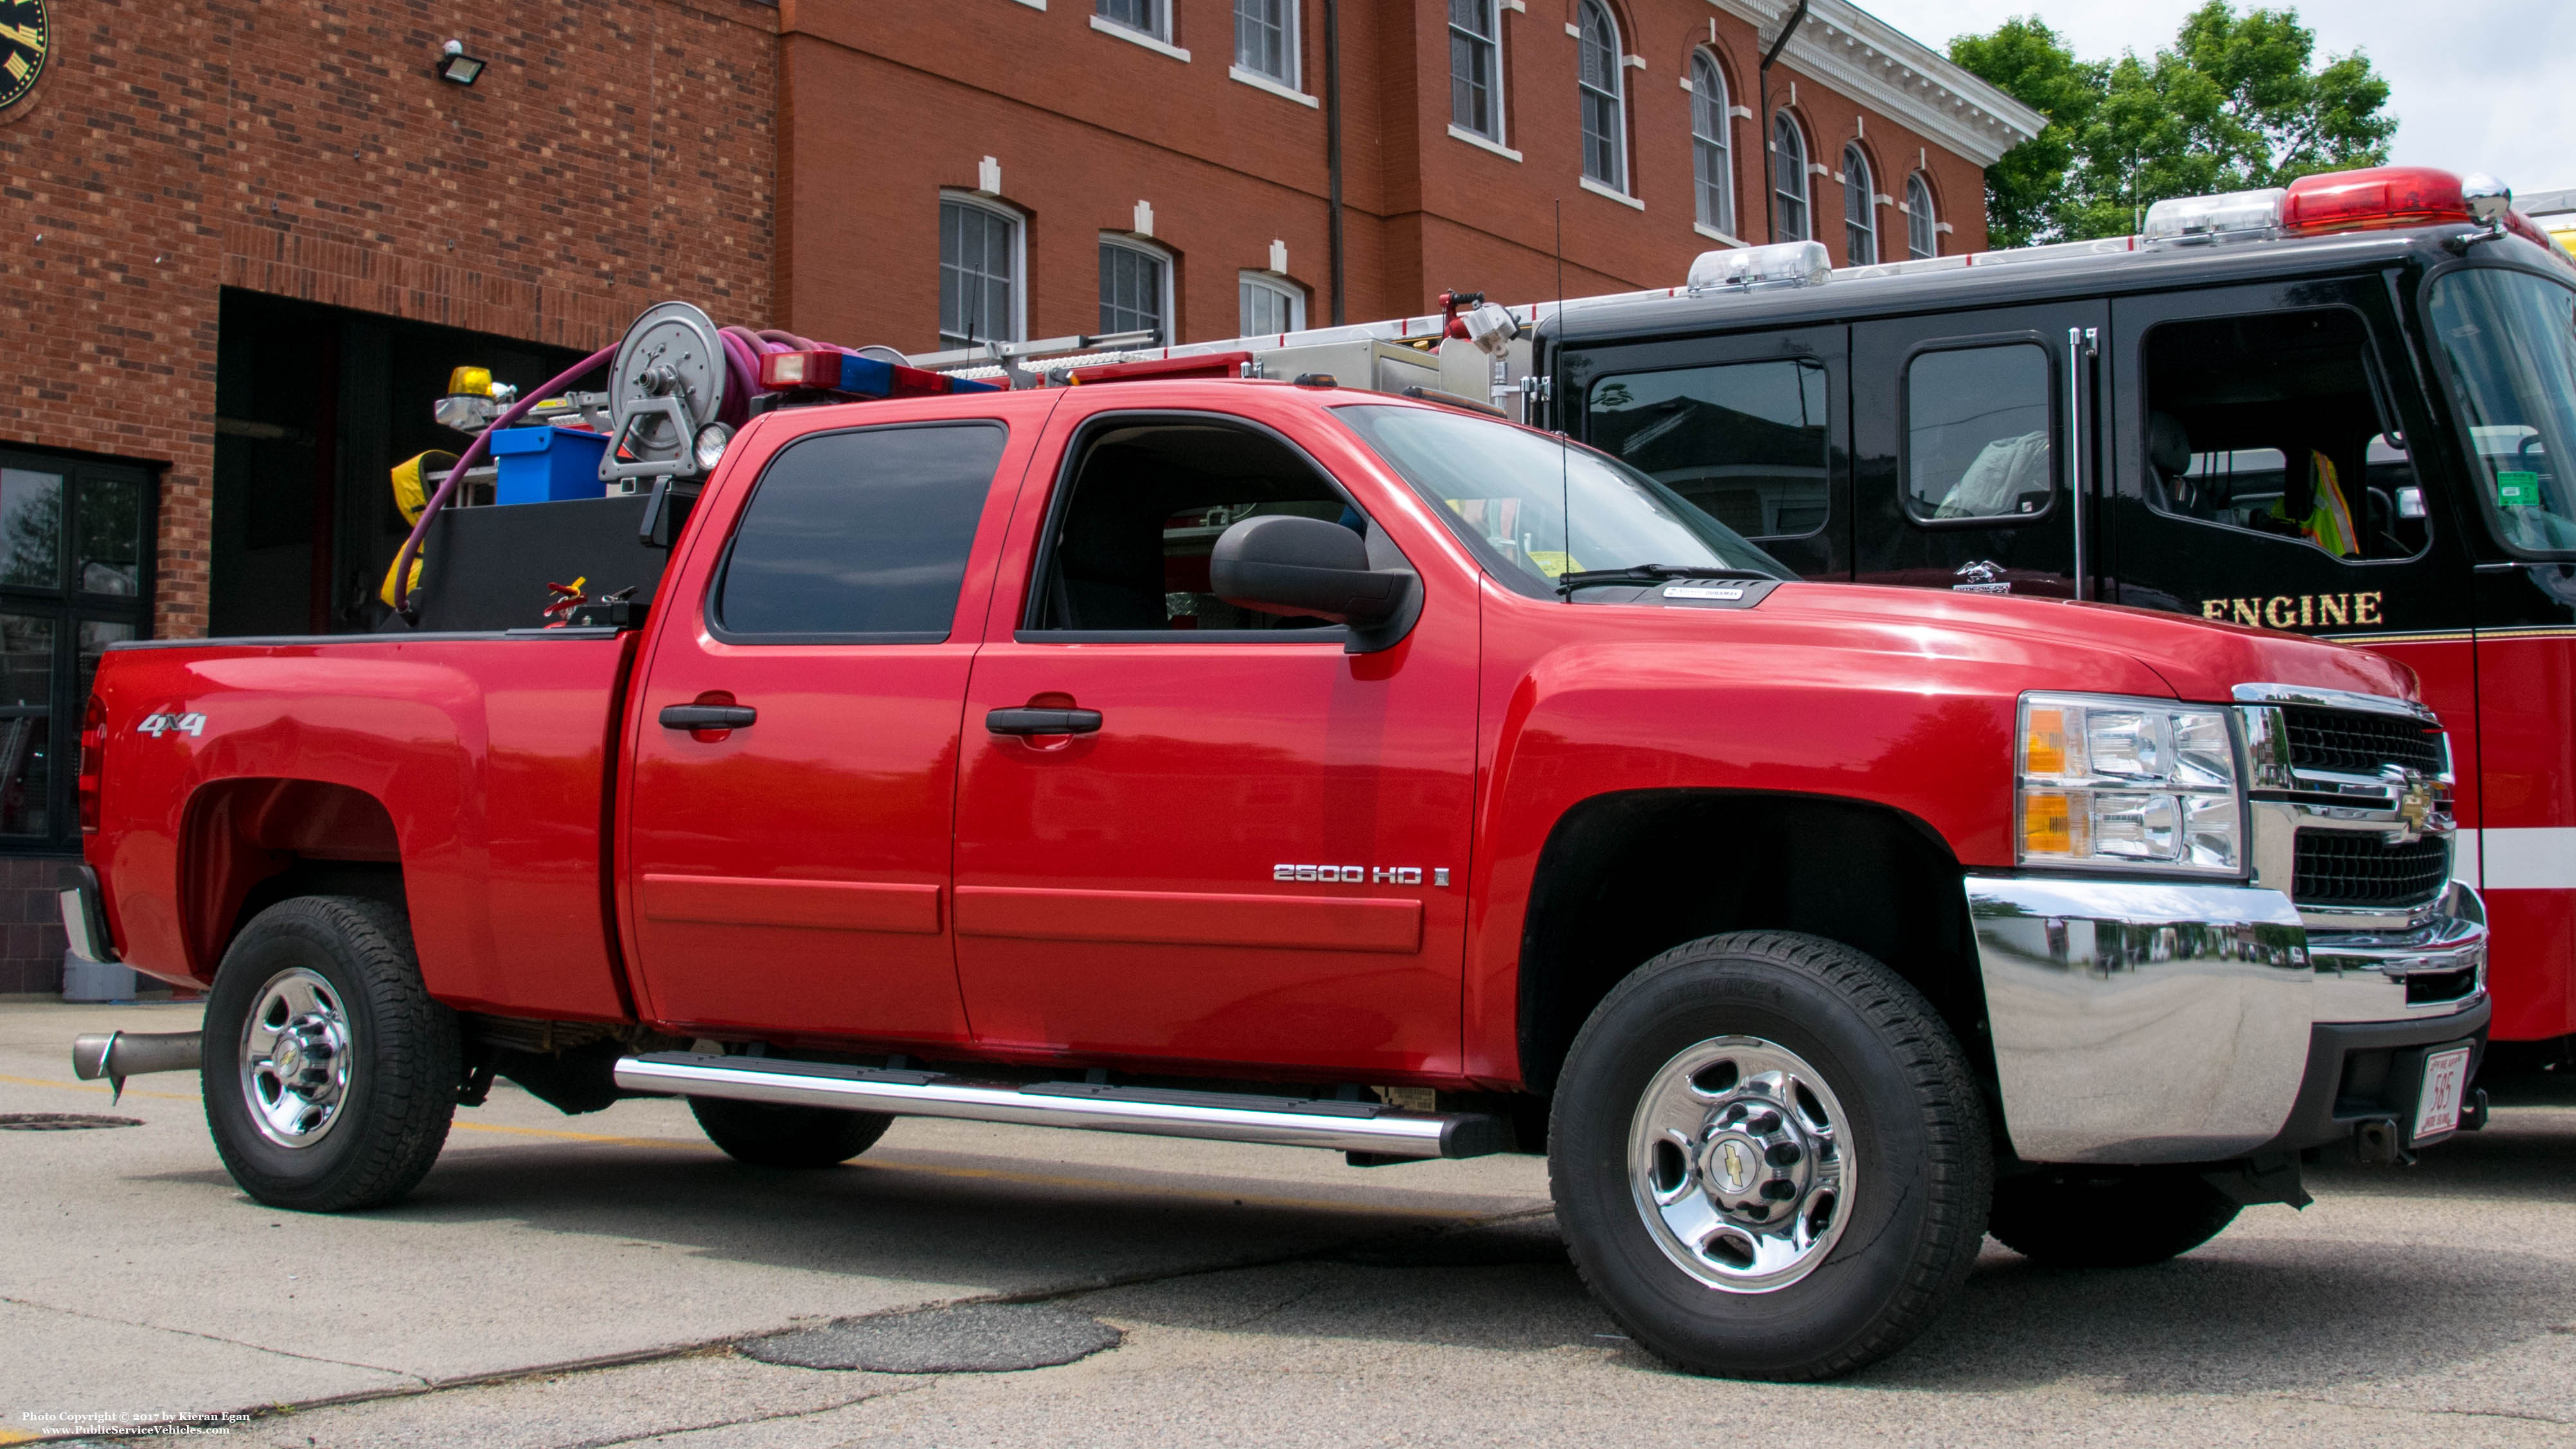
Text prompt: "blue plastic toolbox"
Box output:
[[490, 425, 611, 504]]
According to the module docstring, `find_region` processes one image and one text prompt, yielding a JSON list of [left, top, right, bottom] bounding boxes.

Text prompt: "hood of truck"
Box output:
[[1749, 583, 2419, 706]]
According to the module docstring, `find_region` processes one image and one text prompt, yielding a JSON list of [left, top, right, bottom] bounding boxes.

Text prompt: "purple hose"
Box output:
[[716, 328, 763, 425], [391, 343, 617, 619]]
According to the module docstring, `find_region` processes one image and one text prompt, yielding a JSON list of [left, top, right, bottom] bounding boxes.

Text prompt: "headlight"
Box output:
[[2017, 693, 2243, 873]]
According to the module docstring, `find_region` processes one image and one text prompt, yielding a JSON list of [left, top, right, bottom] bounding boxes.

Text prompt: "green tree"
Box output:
[[1952, 3, 2396, 245], [1948, 18, 2104, 249]]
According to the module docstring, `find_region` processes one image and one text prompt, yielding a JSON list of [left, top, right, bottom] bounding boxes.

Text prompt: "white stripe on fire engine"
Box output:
[[2456, 828, 2576, 891]]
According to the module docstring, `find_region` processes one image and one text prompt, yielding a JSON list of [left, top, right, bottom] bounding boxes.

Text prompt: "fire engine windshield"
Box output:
[[1332, 403, 1790, 591], [2428, 267, 2576, 553]]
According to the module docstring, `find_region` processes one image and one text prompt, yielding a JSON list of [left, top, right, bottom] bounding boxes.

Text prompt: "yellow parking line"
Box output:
[[445, 1120, 1492, 1218], [0, 1071, 197, 1102], [450, 1119, 716, 1151], [4, 1071, 1504, 1222]]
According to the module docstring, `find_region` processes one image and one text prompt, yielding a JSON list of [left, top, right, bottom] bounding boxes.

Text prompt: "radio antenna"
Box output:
[[1556, 199, 1570, 605]]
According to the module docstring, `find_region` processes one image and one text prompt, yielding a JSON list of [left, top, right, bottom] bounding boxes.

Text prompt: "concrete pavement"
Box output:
[[4, 998, 2574, 1446]]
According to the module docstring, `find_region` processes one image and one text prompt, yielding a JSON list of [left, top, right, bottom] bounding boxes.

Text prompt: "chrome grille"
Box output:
[[2293, 830, 2449, 909], [2278, 706, 2443, 777]]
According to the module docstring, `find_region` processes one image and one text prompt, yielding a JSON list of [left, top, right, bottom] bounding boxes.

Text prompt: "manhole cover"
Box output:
[[0, 1113, 143, 1131], [743, 1302, 1121, 1373]]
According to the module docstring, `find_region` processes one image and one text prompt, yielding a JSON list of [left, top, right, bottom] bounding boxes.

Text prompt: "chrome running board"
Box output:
[[612, 1051, 1507, 1160]]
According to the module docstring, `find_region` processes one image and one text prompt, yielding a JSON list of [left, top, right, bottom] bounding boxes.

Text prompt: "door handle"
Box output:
[[985, 707, 1103, 736], [660, 704, 757, 730]]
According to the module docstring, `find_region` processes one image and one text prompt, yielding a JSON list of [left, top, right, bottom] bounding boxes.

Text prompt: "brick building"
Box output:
[[783, 0, 2038, 351], [0, 0, 2030, 992]]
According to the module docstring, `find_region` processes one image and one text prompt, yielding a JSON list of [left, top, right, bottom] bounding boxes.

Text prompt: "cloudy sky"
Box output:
[[1861, 0, 2576, 195]]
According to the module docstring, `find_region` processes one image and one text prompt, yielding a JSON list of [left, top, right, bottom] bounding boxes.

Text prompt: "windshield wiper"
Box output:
[[1556, 564, 1778, 594]]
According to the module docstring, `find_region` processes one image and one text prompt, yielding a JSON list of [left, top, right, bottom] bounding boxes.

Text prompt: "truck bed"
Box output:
[[89, 628, 642, 1020]]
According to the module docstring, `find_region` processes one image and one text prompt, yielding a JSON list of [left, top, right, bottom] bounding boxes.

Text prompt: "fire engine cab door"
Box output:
[[622, 417, 1035, 1044], [949, 402, 1479, 1079], [2097, 275, 2471, 679], [1852, 300, 2107, 600]]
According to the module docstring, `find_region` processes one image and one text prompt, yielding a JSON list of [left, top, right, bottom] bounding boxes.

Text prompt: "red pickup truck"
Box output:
[[67, 375, 2490, 1380]]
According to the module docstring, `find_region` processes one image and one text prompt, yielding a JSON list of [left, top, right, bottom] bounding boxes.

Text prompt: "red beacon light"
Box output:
[[2280, 166, 2473, 236], [1067, 352, 1252, 385], [758, 349, 999, 398]]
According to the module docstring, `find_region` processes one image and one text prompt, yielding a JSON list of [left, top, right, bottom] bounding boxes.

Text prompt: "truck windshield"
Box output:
[[1332, 403, 1790, 590], [2427, 267, 2576, 553]]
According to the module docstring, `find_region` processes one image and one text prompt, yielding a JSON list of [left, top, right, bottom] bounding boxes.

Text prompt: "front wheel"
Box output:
[[1549, 930, 1992, 1380], [1989, 1168, 2240, 1268], [690, 1096, 892, 1168], [202, 896, 460, 1212]]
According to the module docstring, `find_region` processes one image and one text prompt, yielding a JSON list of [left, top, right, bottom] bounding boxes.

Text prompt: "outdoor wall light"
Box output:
[[434, 39, 486, 87]]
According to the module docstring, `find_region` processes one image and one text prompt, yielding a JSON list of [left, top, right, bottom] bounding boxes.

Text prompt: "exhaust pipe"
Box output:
[[71, 1030, 202, 1104]]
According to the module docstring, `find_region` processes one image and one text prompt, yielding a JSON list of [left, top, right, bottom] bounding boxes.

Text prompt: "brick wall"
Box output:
[[0, 858, 84, 995], [0, 0, 781, 639], [774, 0, 2012, 350]]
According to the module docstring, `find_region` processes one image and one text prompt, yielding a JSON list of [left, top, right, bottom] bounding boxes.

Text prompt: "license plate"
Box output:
[[2413, 1046, 2473, 1142]]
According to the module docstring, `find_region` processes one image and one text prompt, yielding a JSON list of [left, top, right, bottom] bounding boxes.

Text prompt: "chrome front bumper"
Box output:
[[1967, 874, 2486, 1165]]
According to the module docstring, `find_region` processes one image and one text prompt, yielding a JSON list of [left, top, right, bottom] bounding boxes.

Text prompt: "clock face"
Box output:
[[0, 0, 46, 112]]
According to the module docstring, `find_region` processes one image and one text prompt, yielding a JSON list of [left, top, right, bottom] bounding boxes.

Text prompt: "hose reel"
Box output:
[[601, 300, 731, 488]]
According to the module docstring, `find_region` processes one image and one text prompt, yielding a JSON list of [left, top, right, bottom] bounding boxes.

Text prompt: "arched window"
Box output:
[[940, 194, 1024, 348], [1690, 52, 1732, 235], [1906, 173, 1938, 258], [1239, 272, 1305, 334], [1772, 111, 1809, 241], [1099, 237, 1173, 346], [1576, 1, 1626, 191], [1843, 143, 1877, 265]]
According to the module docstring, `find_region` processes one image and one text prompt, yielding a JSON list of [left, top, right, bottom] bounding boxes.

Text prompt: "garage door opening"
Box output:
[[211, 290, 587, 636]]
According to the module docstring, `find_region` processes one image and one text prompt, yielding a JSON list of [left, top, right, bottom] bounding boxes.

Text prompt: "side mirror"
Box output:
[[1209, 514, 1419, 653]]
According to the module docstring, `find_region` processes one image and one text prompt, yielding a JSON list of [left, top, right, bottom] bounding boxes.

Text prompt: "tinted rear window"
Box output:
[[715, 422, 1006, 640]]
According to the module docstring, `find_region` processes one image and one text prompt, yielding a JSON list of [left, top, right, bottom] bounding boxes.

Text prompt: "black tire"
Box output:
[[690, 1096, 893, 1168], [1549, 930, 1992, 1381], [202, 896, 459, 1212], [1989, 1168, 2240, 1268]]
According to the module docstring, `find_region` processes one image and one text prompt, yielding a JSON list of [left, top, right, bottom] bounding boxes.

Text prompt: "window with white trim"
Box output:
[[1234, 0, 1297, 85], [1100, 238, 1173, 345], [1772, 112, 1809, 242], [1905, 173, 1937, 258], [1096, 0, 1166, 40], [1576, 1, 1625, 191], [1690, 52, 1732, 235], [1448, 0, 1502, 141], [1843, 144, 1876, 265], [1239, 273, 1304, 335], [939, 196, 1022, 349]]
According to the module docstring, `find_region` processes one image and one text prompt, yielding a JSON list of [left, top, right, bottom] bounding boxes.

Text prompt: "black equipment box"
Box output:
[[406, 495, 668, 633]]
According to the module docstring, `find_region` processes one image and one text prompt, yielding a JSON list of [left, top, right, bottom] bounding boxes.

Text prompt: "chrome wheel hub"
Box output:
[[1628, 1035, 1853, 1293], [240, 968, 352, 1148]]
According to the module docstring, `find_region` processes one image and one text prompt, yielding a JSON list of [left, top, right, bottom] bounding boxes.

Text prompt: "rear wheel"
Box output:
[[1989, 1168, 2240, 1268], [690, 1097, 892, 1168], [202, 896, 459, 1212], [1550, 930, 1991, 1380]]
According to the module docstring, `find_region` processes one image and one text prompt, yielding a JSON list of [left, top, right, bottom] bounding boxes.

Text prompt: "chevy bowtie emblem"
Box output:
[[2390, 767, 2439, 842], [1722, 1140, 1748, 1182]]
